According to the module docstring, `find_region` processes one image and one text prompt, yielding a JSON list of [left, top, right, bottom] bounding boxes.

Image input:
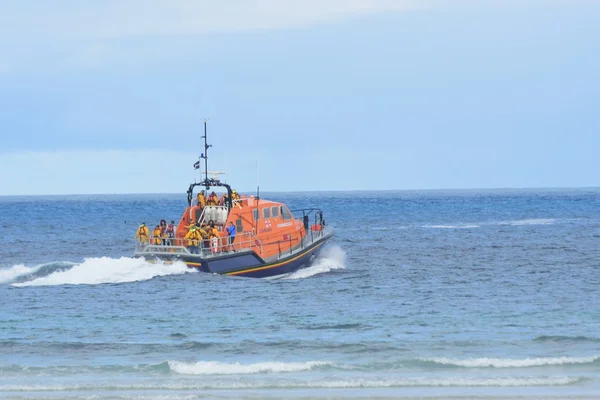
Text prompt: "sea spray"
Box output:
[[284, 245, 346, 279], [12, 257, 193, 287], [0, 264, 38, 284]]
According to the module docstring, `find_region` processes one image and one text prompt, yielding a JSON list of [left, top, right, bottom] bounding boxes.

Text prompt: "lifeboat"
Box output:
[[133, 122, 334, 278]]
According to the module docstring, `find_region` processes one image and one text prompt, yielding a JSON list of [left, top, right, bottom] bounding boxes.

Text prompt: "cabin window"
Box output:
[[236, 218, 243, 233], [281, 206, 293, 220], [263, 207, 271, 219], [271, 206, 279, 218], [253, 209, 260, 221]]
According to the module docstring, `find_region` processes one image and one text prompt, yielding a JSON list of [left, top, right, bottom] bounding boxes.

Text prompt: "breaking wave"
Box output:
[[418, 218, 575, 230], [10, 257, 193, 287], [499, 218, 557, 226], [0, 377, 583, 391], [284, 245, 346, 280], [167, 360, 332, 375], [421, 355, 600, 368], [421, 224, 480, 229]]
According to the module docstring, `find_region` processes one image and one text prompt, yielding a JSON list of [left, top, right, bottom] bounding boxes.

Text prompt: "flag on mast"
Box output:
[[193, 160, 200, 170]]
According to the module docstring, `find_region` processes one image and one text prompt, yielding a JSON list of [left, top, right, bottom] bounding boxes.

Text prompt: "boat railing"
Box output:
[[290, 208, 326, 242], [134, 231, 263, 257]]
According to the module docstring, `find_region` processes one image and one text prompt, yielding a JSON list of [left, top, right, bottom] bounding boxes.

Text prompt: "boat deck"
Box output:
[[134, 225, 334, 262]]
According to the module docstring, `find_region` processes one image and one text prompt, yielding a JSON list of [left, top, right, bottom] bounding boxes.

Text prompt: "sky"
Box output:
[[1, 0, 599, 195]]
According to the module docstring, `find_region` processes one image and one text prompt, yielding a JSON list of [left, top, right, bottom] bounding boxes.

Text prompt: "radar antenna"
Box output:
[[206, 171, 225, 180]]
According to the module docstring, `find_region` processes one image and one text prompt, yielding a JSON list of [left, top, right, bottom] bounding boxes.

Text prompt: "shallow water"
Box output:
[[1, 189, 599, 399]]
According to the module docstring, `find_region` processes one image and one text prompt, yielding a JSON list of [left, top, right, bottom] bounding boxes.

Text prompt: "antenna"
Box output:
[[201, 119, 212, 188], [225, 153, 229, 184], [256, 151, 260, 200]]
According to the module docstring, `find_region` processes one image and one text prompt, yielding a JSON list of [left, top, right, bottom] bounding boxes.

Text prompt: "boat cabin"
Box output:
[[174, 189, 314, 260]]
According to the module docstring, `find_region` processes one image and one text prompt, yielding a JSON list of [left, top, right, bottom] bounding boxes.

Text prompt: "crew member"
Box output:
[[135, 223, 150, 245], [231, 190, 241, 208], [220, 192, 229, 206], [184, 226, 201, 254], [152, 225, 162, 245], [160, 219, 168, 245], [208, 224, 220, 254], [166, 220, 176, 245], [185, 218, 195, 230], [206, 191, 218, 206], [196, 190, 206, 208], [226, 221, 237, 252]]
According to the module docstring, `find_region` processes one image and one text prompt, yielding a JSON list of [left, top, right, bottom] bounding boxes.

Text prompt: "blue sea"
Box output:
[[1, 189, 600, 399]]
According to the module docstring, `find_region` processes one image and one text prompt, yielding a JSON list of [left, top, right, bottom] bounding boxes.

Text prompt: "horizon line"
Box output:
[[1, 186, 599, 198]]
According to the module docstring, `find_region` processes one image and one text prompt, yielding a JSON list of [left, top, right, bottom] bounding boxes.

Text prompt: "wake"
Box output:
[[4, 257, 193, 287], [284, 245, 346, 280]]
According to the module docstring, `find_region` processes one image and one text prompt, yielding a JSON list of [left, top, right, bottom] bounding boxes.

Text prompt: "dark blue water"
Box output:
[[1, 189, 600, 399]]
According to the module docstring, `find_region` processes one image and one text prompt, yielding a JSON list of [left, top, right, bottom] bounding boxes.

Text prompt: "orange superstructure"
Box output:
[[173, 195, 307, 259]]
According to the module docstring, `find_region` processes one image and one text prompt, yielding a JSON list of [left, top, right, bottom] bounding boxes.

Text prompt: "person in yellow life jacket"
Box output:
[[196, 190, 206, 208], [184, 226, 202, 254], [196, 225, 207, 240], [200, 224, 210, 249], [204, 191, 216, 206], [208, 225, 220, 254], [231, 190, 241, 208], [135, 223, 150, 245], [159, 219, 168, 245], [185, 218, 195, 230], [152, 225, 162, 245]]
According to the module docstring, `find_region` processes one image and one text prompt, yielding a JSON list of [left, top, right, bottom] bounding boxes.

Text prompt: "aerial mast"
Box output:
[[201, 119, 211, 189]]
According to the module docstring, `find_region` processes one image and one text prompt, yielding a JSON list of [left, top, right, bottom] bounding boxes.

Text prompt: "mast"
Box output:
[[201, 119, 211, 189], [186, 119, 233, 209]]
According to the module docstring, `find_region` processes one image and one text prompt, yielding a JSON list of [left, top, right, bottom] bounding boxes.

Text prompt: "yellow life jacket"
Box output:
[[152, 228, 162, 244], [185, 229, 202, 246], [136, 226, 149, 242]]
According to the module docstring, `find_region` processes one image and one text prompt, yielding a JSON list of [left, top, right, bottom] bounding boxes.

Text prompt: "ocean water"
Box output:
[[1, 189, 600, 399]]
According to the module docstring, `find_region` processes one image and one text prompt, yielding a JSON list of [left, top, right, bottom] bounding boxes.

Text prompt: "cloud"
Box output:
[[1, 0, 587, 71], [0, 0, 588, 43], [0, 0, 422, 41]]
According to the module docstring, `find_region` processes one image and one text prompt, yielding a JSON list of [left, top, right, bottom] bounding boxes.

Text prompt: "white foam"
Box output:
[[500, 218, 556, 226], [168, 360, 331, 375], [297, 376, 581, 388], [0, 264, 37, 284], [314, 377, 579, 388], [284, 245, 346, 280], [422, 224, 480, 229], [423, 355, 600, 368], [12, 257, 193, 287], [0, 376, 580, 391]]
